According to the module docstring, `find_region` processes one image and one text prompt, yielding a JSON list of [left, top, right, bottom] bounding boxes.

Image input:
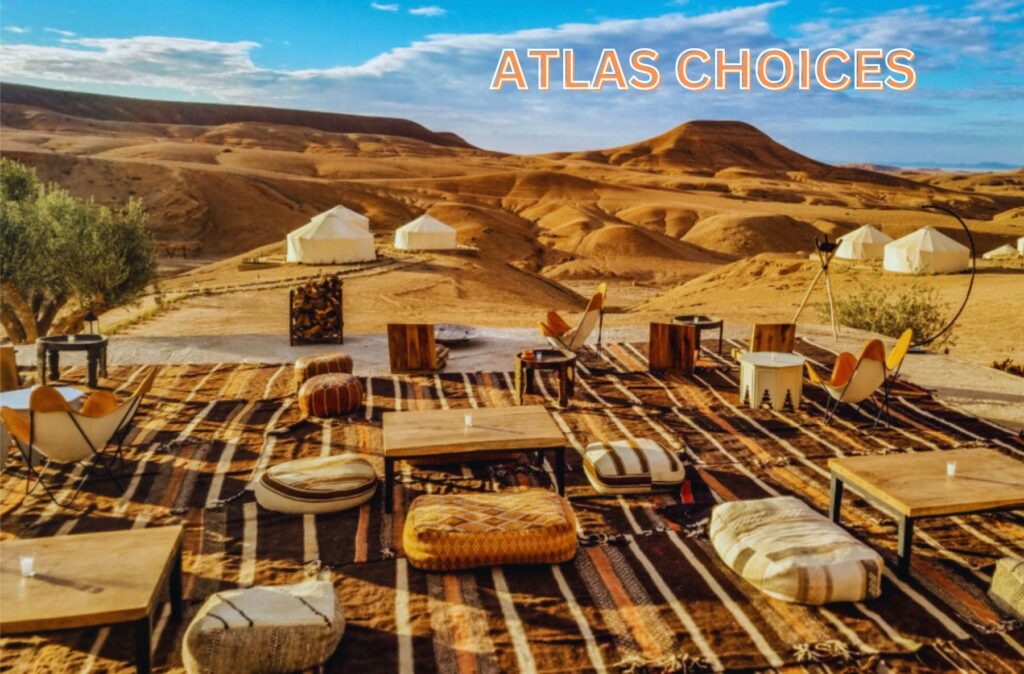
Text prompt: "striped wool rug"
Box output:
[[1, 339, 1022, 673]]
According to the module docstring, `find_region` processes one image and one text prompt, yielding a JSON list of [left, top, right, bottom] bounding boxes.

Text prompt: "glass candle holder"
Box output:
[[947, 460, 957, 477], [68, 335, 77, 343], [19, 554, 35, 577], [464, 413, 473, 429]]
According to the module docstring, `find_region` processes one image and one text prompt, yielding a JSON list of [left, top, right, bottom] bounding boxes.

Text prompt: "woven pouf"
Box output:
[[255, 454, 377, 514], [989, 557, 1024, 620], [294, 353, 354, 389], [403, 488, 578, 571], [298, 373, 364, 418], [182, 580, 344, 674]]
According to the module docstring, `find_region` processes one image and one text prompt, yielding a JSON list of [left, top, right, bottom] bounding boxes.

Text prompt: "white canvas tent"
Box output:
[[982, 243, 1019, 260], [286, 211, 375, 264], [1018, 236, 1024, 256], [394, 214, 457, 251], [311, 204, 370, 231], [883, 226, 970, 274], [835, 224, 893, 260]]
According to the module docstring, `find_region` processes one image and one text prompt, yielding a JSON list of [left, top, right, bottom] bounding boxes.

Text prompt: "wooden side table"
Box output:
[[648, 323, 696, 373], [515, 349, 576, 407], [36, 335, 108, 388], [672, 315, 724, 354]]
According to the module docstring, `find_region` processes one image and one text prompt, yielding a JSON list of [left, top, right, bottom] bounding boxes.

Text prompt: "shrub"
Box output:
[[821, 281, 955, 349]]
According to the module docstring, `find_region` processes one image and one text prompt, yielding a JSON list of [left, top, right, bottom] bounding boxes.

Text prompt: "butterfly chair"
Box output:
[[806, 337, 896, 429], [873, 329, 914, 430], [539, 290, 605, 355], [0, 368, 156, 508]]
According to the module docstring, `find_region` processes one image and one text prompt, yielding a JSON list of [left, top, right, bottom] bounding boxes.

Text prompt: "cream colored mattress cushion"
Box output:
[[255, 454, 377, 514], [182, 580, 344, 674], [582, 439, 685, 494], [989, 557, 1024, 620], [710, 496, 883, 604]]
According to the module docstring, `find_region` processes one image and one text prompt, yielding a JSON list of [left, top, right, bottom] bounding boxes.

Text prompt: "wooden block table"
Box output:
[[738, 351, 805, 411], [382, 405, 568, 512], [648, 322, 696, 373], [1, 526, 184, 673], [829, 449, 1024, 577]]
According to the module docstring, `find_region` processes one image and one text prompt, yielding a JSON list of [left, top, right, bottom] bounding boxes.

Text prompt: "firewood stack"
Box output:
[[289, 275, 344, 346]]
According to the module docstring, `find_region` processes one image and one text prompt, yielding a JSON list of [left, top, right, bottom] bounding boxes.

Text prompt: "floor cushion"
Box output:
[[182, 580, 344, 674], [255, 454, 377, 514], [294, 353, 354, 388], [582, 439, 685, 494], [989, 557, 1024, 620], [298, 373, 364, 418], [710, 496, 883, 604], [403, 488, 578, 571]]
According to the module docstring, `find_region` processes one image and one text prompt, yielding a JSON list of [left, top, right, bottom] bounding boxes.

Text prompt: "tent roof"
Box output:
[[310, 204, 369, 227], [397, 214, 456, 233], [290, 213, 372, 241], [838, 224, 893, 244], [886, 226, 969, 253], [983, 244, 1018, 258]]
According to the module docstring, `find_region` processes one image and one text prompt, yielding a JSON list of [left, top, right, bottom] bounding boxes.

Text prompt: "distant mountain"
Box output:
[[0, 82, 474, 149]]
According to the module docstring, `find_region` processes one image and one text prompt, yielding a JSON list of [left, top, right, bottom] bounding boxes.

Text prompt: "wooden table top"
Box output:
[[1, 526, 183, 633], [828, 448, 1024, 518], [383, 405, 566, 458]]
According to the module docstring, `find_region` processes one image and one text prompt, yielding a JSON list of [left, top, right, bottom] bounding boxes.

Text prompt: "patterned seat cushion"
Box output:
[[403, 488, 578, 571], [298, 373, 364, 418], [582, 439, 685, 494], [710, 496, 883, 604], [294, 353, 354, 388], [255, 454, 377, 514], [989, 557, 1024, 620], [182, 580, 344, 674]]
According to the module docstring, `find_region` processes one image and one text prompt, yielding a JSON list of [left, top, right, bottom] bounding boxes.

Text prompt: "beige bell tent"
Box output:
[[286, 210, 375, 264], [982, 243, 1019, 260], [883, 226, 970, 274], [311, 204, 370, 231], [835, 224, 893, 260], [394, 215, 457, 251]]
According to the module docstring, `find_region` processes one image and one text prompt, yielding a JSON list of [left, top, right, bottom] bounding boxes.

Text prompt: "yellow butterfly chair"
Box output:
[[539, 284, 607, 354]]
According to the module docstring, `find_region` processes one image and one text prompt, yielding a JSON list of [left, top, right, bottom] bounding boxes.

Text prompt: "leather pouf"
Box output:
[[403, 488, 578, 571], [255, 454, 377, 514], [294, 353, 354, 389], [182, 580, 344, 674], [298, 373, 363, 418]]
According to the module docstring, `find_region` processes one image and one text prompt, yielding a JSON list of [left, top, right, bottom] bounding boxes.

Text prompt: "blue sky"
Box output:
[[1, 1, 1022, 165]]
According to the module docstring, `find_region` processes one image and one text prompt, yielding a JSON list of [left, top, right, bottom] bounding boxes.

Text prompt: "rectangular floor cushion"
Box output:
[[583, 439, 685, 494], [182, 580, 344, 674], [989, 557, 1024, 620], [403, 488, 578, 571], [710, 496, 883, 604], [255, 454, 377, 514]]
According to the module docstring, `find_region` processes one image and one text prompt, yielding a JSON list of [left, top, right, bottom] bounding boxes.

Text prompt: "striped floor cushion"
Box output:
[[710, 496, 883, 604], [182, 580, 344, 674], [989, 557, 1024, 620], [582, 439, 685, 494], [298, 373, 364, 418], [403, 488, 578, 571], [255, 455, 377, 514], [294, 353, 354, 388]]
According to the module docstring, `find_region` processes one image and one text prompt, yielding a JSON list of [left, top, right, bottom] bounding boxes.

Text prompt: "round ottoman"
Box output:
[[298, 373, 364, 418], [255, 454, 377, 514], [294, 353, 354, 389], [182, 579, 344, 674]]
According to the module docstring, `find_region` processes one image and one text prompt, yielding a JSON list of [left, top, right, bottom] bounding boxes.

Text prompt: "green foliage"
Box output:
[[823, 281, 955, 348], [0, 158, 157, 342]]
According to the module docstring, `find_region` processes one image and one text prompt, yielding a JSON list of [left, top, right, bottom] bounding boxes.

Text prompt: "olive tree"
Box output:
[[1, 158, 157, 342]]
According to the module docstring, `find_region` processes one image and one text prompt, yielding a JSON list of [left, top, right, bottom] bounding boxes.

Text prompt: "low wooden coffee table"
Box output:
[[382, 405, 568, 512], [1, 526, 184, 673], [829, 448, 1024, 577]]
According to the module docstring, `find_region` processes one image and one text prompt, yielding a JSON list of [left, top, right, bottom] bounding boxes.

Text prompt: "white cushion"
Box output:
[[182, 580, 344, 674], [582, 439, 685, 494], [255, 454, 377, 514], [710, 496, 883, 604]]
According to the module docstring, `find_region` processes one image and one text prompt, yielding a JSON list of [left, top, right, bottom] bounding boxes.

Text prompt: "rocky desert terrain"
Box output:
[[2, 83, 1022, 366]]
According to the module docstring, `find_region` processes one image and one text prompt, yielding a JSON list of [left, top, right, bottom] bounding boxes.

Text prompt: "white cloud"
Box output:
[[409, 6, 446, 17], [45, 27, 76, 37], [4, 26, 30, 34], [371, 2, 400, 11]]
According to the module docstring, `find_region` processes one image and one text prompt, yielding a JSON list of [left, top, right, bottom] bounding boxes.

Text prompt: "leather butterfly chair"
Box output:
[[806, 332, 912, 429], [0, 368, 156, 508], [539, 290, 605, 355]]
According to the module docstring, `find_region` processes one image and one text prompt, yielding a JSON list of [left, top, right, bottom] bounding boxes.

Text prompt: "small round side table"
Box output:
[[36, 335, 109, 388], [515, 349, 576, 408], [672, 315, 725, 354]]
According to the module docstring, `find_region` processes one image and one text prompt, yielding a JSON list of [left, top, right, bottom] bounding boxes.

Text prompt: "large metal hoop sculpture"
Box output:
[[914, 204, 976, 349]]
